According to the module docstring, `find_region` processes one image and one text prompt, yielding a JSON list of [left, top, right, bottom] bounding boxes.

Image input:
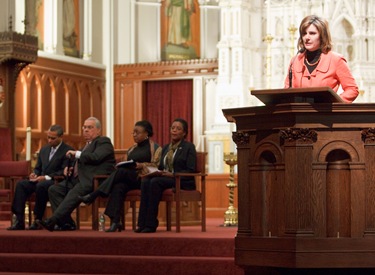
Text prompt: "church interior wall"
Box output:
[[3, 0, 375, 220], [135, 2, 161, 63], [91, 0, 104, 64]]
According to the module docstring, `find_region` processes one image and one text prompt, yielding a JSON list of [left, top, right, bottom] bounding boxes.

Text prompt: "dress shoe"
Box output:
[[78, 194, 94, 205], [7, 220, 25, 230], [105, 222, 122, 232], [134, 227, 144, 233], [140, 227, 156, 233], [28, 221, 42, 230], [36, 218, 56, 232], [59, 222, 77, 231]]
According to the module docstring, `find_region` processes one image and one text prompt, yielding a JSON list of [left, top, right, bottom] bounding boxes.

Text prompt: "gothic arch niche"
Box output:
[[55, 80, 67, 128], [332, 17, 354, 61], [14, 72, 30, 157], [319, 141, 359, 238], [326, 149, 351, 237], [68, 82, 80, 135], [251, 142, 284, 236], [80, 84, 91, 124], [41, 77, 53, 132], [91, 85, 103, 124], [15, 72, 29, 129]]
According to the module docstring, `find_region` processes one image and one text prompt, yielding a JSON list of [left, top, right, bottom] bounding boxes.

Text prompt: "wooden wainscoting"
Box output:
[[15, 56, 106, 157]]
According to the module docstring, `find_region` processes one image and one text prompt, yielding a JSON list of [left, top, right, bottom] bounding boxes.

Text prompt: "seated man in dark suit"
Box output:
[[7, 124, 73, 230], [37, 117, 116, 231]]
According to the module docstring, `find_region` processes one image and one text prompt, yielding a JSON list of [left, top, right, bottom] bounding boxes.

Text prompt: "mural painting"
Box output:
[[161, 0, 200, 60]]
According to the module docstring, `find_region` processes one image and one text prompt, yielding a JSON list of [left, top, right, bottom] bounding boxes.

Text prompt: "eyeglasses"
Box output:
[[82, 125, 95, 130], [47, 136, 58, 140]]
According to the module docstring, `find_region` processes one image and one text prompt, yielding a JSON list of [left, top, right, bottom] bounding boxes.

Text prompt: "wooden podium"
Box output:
[[223, 87, 375, 274]]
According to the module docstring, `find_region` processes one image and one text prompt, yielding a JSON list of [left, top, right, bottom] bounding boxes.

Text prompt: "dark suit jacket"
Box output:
[[77, 136, 115, 186], [34, 142, 73, 179], [159, 140, 196, 187]]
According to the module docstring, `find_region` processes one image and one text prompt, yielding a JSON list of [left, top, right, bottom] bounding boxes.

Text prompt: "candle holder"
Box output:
[[263, 34, 274, 89], [223, 152, 238, 226], [288, 24, 297, 58]]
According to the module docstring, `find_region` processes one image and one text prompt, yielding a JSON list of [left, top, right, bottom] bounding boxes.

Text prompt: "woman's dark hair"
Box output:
[[135, 120, 154, 137], [173, 118, 188, 136]]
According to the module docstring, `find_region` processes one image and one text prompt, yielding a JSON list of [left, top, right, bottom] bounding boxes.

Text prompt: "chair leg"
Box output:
[[76, 206, 80, 230], [121, 203, 125, 230], [166, 201, 172, 231], [28, 200, 32, 227], [92, 199, 99, 230], [131, 201, 136, 231], [202, 199, 206, 232], [176, 200, 180, 233]]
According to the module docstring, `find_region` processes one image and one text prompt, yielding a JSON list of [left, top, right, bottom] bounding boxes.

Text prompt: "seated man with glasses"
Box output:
[[7, 124, 73, 230]]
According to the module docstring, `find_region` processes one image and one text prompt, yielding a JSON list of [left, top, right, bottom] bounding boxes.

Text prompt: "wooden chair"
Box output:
[[162, 152, 207, 232], [0, 161, 31, 225]]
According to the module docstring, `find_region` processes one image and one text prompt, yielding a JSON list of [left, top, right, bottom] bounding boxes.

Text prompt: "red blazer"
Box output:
[[284, 51, 359, 103]]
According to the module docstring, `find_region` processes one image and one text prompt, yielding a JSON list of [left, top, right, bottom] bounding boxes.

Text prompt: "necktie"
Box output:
[[49, 147, 56, 161]]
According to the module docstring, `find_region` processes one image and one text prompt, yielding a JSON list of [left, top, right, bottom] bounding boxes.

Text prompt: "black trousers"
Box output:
[[48, 178, 85, 226], [12, 179, 54, 222], [103, 168, 140, 223], [137, 176, 196, 229]]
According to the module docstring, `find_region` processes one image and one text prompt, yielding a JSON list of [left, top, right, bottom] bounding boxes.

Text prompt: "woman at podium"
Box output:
[[285, 15, 358, 103]]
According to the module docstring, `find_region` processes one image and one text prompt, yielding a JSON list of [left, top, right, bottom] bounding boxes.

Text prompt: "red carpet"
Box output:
[[0, 218, 243, 275]]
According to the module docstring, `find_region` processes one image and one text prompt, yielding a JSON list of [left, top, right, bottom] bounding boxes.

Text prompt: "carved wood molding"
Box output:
[[114, 58, 218, 80], [232, 131, 250, 145], [361, 128, 375, 144], [0, 31, 38, 64], [280, 128, 317, 144]]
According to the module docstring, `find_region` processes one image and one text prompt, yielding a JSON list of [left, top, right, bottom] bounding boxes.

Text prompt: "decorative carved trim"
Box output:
[[233, 131, 250, 145], [0, 31, 38, 64], [114, 59, 218, 80], [361, 128, 375, 144], [280, 128, 317, 144]]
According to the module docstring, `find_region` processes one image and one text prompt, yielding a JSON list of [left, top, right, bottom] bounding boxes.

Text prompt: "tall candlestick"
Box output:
[[26, 126, 31, 161]]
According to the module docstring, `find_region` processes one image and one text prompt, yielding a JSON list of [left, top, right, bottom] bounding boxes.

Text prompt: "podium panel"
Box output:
[[223, 88, 375, 274]]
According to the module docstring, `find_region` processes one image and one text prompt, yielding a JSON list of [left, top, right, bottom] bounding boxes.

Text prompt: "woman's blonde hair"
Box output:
[[297, 15, 332, 53]]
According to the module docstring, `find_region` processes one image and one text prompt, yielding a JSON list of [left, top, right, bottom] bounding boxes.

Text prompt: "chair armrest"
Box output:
[[93, 174, 110, 189], [174, 172, 207, 194], [53, 175, 65, 184], [174, 172, 207, 177], [93, 175, 110, 179]]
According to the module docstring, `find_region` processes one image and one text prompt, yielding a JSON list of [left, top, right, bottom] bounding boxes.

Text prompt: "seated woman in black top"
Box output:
[[79, 120, 161, 232], [136, 118, 196, 233]]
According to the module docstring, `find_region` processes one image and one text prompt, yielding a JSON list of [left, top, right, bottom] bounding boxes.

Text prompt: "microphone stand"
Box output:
[[288, 48, 304, 88]]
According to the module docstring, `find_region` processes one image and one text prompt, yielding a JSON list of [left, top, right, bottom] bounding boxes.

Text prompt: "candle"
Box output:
[[267, 0, 271, 34], [26, 126, 31, 161]]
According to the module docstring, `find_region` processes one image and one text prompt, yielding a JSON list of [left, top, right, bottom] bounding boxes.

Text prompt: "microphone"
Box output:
[[288, 48, 305, 88]]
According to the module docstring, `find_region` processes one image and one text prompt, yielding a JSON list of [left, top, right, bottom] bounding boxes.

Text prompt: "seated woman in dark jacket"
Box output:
[[136, 118, 196, 233], [79, 120, 161, 232]]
